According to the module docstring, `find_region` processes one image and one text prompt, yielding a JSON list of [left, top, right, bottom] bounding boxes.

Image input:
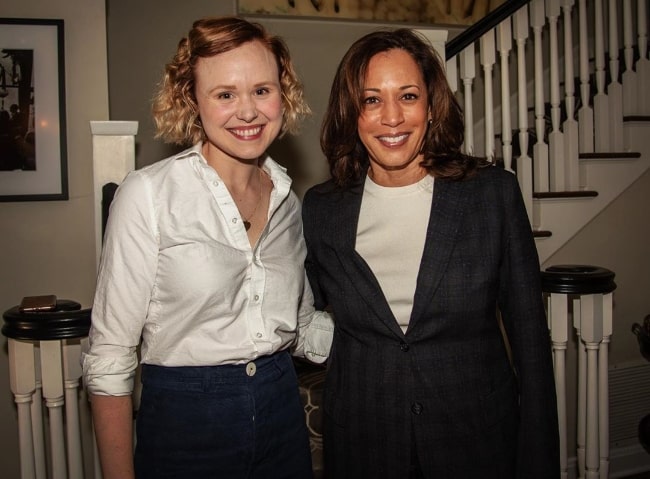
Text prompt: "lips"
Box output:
[[229, 125, 264, 140]]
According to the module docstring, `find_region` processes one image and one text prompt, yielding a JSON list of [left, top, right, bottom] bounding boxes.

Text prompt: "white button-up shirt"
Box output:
[[82, 143, 332, 396]]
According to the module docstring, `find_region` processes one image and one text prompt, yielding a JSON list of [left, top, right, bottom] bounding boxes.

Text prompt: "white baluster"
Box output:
[[594, 0, 611, 151], [579, 294, 603, 479], [530, 0, 550, 196], [497, 17, 513, 173], [445, 56, 458, 94], [622, 0, 637, 116], [574, 299, 587, 479], [562, 0, 580, 190], [547, 0, 565, 190], [64, 340, 85, 479], [549, 293, 569, 479], [460, 45, 476, 156], [636, 0, 650, 114], [31, 346, 46, 479], [513, 6, 533, 223], [8, 340, 37, 479], [578, 0, 595, 160], [599, 293, 613, 479], [41, 340, 68, 479], [480, 29, 496, 163], [607, 0, 624, 151]]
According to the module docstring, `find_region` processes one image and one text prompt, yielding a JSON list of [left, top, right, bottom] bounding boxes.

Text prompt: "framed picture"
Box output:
[[0, 18, 67, 202], [238, 0, 506, 25]]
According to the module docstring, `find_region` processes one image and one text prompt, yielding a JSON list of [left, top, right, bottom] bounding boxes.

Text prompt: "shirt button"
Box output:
[[400, 342, 410, 352], [212, 181, 219, 187], [411, 402, 423, 415], [254, 294, 260, 301], [246, 362, 256, 376], [232, 218, 238, 224], [256, 332, 263, 338]]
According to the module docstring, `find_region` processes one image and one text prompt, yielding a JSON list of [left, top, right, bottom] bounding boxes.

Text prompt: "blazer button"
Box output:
[[400, 342, 410, 352], [411, 402, 423, 415]]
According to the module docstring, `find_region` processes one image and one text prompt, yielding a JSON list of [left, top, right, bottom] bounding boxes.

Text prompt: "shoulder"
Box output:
[[303, 178, 360, 208]]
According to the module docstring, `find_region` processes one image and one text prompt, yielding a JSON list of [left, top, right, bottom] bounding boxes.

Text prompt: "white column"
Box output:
[[548, 293, 569, 479], [40, 340, 68, 479], [638, 0, 650, 114], [547, 0, 565, 191], [64, 341, 85, 479], [607, 0, 624, 152], [579, 294, 604, 479], [530, 0, 550, 196], [460, 45, 476, 156], [90, 121, 139, 266], [594, 0, 611, 152], [561, 0, 580, 190], [480, 30, 496, 163], [497, 17, 513, 173], [8, 340, 37, 479], [622, 0, 637, 116], [513, 6, 533, 224], [599, 293, 613, 479], [578, 0, 595, 162]]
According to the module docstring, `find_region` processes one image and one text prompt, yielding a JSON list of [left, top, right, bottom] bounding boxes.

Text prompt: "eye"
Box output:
[[215, 91, 234, 100], [402, 91, 419, 101], [255, 87, 271, 96], [362, 96, 380, 105]]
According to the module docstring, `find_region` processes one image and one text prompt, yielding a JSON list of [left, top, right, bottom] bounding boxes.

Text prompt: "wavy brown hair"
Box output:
[[152, 16, 310, 145], [321, 28, 486, 187]]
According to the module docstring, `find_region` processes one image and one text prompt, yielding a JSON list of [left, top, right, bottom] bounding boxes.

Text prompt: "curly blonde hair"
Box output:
[[152, 16, 310, 145]]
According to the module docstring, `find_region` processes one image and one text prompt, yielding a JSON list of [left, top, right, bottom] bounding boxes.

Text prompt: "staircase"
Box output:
[[444, 0, 650, 264]]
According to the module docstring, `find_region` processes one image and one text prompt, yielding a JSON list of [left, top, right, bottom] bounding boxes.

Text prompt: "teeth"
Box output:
[[379, 134, 408, 144], [232, 126, 262, 137]]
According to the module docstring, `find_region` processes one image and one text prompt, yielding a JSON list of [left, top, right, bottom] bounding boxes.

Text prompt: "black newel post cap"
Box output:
[[2, 300, 91, 341], [541, 264, 617, 295]]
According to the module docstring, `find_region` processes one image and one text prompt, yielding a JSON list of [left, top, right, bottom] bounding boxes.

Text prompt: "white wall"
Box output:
[[0, 0, 109, 476]]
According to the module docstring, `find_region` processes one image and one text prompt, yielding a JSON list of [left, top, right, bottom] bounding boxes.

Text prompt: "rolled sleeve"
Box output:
[[81, 349, 139, 396]]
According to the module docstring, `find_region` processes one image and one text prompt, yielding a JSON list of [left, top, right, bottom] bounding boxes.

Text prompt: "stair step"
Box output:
[[534, 230, 552, 238], [533, 190, 598, 199], [580, 152, 641, 160]]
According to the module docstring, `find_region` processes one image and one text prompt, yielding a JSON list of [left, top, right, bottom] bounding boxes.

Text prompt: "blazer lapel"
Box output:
[[409, 177, 471, 331], [332, 178, 405, 338]]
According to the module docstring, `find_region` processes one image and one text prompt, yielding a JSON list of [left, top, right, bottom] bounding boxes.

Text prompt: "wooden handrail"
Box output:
[[445, 0, 532, 59]]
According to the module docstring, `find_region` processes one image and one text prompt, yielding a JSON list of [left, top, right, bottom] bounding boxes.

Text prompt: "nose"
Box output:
[[381, 99, 404, 127], [237, 95, 258, 123]]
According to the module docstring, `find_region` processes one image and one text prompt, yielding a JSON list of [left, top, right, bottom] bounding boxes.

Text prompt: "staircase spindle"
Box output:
[[562, 0, 580, 190], [497, 17, 514, 173], [607, 0, 624, 152], [622, 0, 637, 116], [480, 29, 496, 162], [594, 0, 611, 152], [530, 0, 550, 196], [459, 44, 476, 155], [547, 0, 566, 190], [637, 0, 650, 113], [578, 0, 595, 157], [513, 6, 533, 222]]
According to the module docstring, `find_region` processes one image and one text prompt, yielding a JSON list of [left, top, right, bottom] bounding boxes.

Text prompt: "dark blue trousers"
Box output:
[[134, 350, 313, 478]]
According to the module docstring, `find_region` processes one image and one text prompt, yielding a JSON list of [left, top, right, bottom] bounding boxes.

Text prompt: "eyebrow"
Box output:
[[362, 84, 421, 93]]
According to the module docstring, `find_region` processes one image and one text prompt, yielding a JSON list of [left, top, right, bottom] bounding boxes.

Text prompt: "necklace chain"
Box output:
[[241, 168, 262, 231]]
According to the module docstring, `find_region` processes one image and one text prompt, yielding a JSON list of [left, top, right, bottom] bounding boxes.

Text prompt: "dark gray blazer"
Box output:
[[302, 165, 560, 479]]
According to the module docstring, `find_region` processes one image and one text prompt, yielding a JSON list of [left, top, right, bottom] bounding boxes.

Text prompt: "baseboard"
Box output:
[[565, 443, 650, 478]]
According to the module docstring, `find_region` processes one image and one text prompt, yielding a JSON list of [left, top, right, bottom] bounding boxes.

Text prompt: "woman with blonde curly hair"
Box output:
[[83, 16, 331, 479]]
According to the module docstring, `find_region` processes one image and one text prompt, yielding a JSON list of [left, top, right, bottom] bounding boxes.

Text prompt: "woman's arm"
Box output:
[[90, 394, 135, 479]]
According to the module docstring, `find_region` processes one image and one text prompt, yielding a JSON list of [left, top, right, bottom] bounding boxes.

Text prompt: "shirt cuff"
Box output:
[[303, 310, 334, 364], [81, 352, 139, 396]]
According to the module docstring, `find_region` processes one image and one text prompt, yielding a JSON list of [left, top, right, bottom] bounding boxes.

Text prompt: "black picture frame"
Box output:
[[0, 18, 68, 202]]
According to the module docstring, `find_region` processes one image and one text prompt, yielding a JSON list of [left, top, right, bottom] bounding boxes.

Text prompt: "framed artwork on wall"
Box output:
[[0, 18, 68, 202], [238, 0, 507, 26]]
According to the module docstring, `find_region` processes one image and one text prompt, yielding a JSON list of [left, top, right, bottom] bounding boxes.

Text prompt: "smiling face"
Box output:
[[194, 40, 283, 166], [358, 48, 430, 186]]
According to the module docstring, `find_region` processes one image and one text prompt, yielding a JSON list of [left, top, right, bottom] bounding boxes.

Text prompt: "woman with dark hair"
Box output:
[[303, 28, 560, 478], [83, 16, 331, 479]]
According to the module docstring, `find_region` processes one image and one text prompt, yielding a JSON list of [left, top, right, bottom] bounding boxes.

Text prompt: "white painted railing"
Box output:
[[446, 0, 650, 231]]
